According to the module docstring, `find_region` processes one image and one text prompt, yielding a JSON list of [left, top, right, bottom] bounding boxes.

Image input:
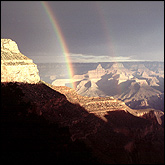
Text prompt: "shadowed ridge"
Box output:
[[1, 81, 164, 164], [49, 82, 164, 126], [1, 82, 99, 163]]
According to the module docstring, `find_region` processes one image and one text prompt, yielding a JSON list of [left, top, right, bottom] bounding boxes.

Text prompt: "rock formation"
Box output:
[[75, 62, 164, 111], [1, 39, 40, 83], [88, 64, 106, 79], [51, 84, 164, 125]]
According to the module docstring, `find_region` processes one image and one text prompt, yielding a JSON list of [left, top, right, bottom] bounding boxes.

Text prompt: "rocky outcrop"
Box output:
[[1, 39, 40, 83]]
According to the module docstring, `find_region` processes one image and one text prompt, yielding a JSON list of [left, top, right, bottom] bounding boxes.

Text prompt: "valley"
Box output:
[[37, 62, 164, 111]]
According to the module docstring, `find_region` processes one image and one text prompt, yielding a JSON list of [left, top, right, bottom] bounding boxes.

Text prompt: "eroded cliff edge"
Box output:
[[1, 39, 40, 83]]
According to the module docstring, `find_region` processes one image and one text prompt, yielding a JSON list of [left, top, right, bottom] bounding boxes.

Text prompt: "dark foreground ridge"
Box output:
[[1, 82, 164, 164]]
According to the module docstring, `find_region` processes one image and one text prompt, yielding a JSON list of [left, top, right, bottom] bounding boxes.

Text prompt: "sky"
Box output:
[[1, 1, 164, 63]]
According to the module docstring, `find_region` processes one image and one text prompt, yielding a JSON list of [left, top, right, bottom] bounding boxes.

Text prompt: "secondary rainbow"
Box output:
[[95, 2, 122, 94], [41, 1, 74, 88]]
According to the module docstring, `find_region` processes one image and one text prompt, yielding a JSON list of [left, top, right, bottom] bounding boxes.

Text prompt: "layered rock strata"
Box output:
[[1, 39, 40, 83], [51, 84, 164, 125]]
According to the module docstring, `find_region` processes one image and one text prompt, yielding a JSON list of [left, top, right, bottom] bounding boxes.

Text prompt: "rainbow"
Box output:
[[95, 2, 122, 94], [95, 2, 116, 59], [41, 1, 75, 88]]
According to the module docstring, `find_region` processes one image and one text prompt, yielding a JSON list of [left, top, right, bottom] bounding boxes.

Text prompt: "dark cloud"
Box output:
[[1, 1, 164, 62]]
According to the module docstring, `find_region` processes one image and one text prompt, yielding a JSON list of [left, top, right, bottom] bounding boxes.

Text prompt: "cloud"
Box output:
[[29, 52, 163, 64], [29, 55, 66, 63], [69, 53, 134, 63]]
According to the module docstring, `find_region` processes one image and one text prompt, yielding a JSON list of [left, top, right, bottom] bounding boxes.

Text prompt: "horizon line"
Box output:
[[35, 60, 164, 64]]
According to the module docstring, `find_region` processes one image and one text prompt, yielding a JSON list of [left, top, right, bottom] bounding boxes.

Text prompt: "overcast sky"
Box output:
[[1, 1, 164, 63]]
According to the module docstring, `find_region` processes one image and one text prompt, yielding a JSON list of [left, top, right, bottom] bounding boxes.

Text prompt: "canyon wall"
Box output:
[[1, 39, 40, 83]]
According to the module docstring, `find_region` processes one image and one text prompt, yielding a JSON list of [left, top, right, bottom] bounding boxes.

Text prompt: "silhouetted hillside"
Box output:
[[1, 82, 98, 163], [1, 82, 164, 164]]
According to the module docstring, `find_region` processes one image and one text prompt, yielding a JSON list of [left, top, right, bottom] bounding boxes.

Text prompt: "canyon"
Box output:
[[52, 62, 164, 111], [38, 61, 164, 111], [1, 39, 164, 164]]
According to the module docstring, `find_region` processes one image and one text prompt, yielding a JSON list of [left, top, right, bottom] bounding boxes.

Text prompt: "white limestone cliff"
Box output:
[[1, 39, 40, 83]]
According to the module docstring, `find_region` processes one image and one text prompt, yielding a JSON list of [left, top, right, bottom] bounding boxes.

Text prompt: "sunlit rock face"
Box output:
[[1, 39, 40, 83], [88, 64, 106, 79], [52, 85, 164, 126], [74, 62, 164, 111]]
